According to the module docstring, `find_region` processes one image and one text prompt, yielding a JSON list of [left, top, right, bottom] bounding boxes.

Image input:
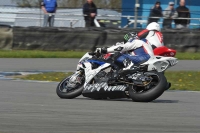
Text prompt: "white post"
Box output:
[[134, 0, 140, 28]]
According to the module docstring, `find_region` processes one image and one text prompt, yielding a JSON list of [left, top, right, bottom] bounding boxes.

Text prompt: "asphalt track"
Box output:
[[0, 58, 200, 71], [0, 58, 200, 133]]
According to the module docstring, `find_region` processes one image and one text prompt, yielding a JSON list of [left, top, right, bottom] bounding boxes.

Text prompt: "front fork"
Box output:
[[67, 71, 84, 88]]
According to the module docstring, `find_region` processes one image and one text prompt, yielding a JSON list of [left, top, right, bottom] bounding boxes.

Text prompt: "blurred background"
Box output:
[[0, 0, 199, 29], [1, 0, 200, 52]]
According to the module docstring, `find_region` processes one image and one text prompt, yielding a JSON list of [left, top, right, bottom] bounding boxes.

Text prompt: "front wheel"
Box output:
[[56, 71, 85, 99], [128, 71, 167, 102]]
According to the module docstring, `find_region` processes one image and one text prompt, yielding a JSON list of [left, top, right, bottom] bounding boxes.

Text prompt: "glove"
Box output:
[[115, 42, 124, 46], [95, 47, 107, 54]]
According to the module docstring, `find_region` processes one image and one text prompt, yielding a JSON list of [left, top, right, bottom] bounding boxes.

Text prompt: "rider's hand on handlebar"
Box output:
[[95, 48, 101, 53], [95, 47, 107, 54]]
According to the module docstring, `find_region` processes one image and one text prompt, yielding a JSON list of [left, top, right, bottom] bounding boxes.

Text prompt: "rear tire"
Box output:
[[56, 73, 84, 99], [128, 71, 167, 102]]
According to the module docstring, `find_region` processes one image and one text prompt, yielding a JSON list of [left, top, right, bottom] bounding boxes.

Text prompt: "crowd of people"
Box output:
[[40, 0, 97, 28], [40, 0, 191, 29], [148, 0, 190, 29]]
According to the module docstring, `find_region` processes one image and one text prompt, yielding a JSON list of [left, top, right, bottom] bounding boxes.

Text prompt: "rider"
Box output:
[[96, 32, 154, 69], [137, 22, 164, 49], [113, 22, 163, 51], [97, 23, 163, 67], [96, 31, 171, 89]]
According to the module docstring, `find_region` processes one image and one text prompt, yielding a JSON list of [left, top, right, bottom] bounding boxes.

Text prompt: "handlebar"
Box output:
[[88, 50, 102, 58], [88, 52, 96, 56]]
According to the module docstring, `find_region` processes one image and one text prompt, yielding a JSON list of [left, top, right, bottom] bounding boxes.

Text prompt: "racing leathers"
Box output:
[[138, 29, 164, 49], [105, 38, 154, 67]]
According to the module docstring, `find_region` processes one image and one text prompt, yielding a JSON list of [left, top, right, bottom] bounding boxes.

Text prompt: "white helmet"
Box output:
[[146, 22, 161, 31]]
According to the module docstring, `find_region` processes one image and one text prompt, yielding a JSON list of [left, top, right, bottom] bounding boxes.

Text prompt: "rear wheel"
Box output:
[[128, 71, 167, 102], [56, 71, 85, 99]]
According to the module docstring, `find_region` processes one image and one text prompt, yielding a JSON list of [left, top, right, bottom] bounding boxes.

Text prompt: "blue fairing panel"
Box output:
[[88, 60, 105, 66]]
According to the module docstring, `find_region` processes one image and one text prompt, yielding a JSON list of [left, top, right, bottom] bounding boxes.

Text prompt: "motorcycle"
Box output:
[[56, 48, 178, 102]]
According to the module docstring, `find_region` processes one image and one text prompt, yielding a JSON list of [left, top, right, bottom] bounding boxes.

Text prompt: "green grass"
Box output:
[[0, 50, 200, 60], [165, 71, 200, 91], [17, 72, 73, 82], [14, 71, 200, 91], [176, 52, 200, 60], [0, 50, 86, 58]]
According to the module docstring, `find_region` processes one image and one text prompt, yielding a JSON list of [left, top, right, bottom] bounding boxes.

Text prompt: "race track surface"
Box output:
[[0, 58, 199, 71], [0, 80, 200, 133], [0, 58, 200, 133]]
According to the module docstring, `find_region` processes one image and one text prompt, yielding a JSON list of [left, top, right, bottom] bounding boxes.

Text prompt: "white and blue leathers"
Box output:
[[107, 38, 154, 65]]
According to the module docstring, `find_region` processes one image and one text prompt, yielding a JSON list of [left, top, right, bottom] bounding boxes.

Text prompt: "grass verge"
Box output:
[[0, 50, 200, 60], [165, 71, 200, 91], [17, 72, 73, 82], [0, 50, 86, 58], [176, 52, 200, 60], [13, 71, 200, 91]]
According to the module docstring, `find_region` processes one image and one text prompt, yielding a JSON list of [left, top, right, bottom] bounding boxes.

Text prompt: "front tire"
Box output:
[[56, 72, 84, 99], [128, 71, 167, 102]]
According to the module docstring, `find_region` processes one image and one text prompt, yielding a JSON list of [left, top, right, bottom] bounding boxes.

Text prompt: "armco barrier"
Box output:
[[10, 27, 200, 52], [162, 29, 200, 52], [13, 27, 109, 51], [0, 25, 13, 50]]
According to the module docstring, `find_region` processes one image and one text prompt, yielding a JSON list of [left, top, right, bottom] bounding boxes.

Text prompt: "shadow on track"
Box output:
[[64, 97, 179, 103], [152, 99, 179, 103]]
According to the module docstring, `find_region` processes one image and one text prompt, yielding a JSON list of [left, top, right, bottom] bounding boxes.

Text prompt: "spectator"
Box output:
[[162, 2, 178, 29], [41, 0, 57, 27], [174, 0, 190, 29], [148, 1, 162, 24], [83, 0, 97, 27]]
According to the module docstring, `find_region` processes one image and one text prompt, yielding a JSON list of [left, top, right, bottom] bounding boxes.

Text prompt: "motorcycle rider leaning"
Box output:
[[113, 22, 163, 51], [96, 32, 154, 69], [96, 32, 171, 90]]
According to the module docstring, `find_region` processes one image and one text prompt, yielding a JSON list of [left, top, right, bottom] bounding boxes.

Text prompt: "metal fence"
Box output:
[[0, 6, 123, 28], [0, 6, 200, 29]]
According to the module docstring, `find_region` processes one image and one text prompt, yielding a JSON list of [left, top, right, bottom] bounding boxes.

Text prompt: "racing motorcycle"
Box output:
[[56, 47, 178, 102]]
